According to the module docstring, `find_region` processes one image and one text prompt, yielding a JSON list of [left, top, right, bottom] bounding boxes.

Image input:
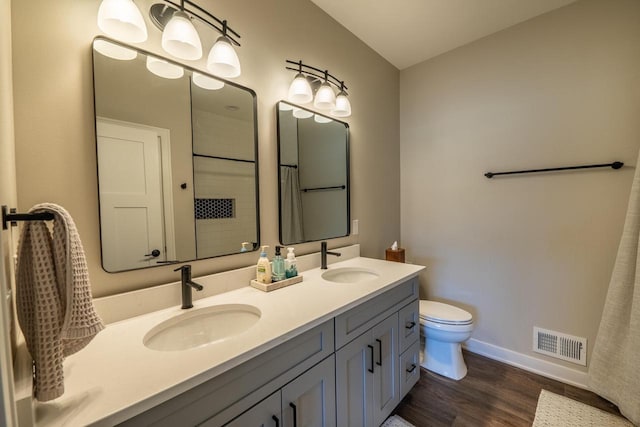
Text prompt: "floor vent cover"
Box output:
[[533, 327, 587, 366]]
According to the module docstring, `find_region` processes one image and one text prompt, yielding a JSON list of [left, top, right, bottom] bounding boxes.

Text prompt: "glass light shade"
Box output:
[[207, 36, 241, 78], [146, 56, 184, 79], [331, 92, 352, 117], [293, 108, 313, 119], [288, 73, 313, 104], [314, 83, 336, 110], [94, 39, 137, 60], [314, 114, 333, 124], [192, 72, 224, 90], [162, 11, 202, 61], [97, 0, 147, 43]]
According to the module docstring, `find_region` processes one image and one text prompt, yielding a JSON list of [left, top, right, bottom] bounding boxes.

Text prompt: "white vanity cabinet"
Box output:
[[335, 277, 419, 427]]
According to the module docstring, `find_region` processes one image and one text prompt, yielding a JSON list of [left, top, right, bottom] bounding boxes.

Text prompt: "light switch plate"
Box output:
[[352, 219, 359, 235]]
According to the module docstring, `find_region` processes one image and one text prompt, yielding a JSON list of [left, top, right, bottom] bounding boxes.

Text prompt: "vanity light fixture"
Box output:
[[162, 9, 202, 60], [149, 1, 242, 78], [314, 71, 336, 110], [332, 82, 352, 118], [97, 0, 148, 43], [285, 59, 351, 117], [287, 61, 313, 104]]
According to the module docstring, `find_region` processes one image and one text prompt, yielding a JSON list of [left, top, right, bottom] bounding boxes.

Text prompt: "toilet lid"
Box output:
[[420, 300, 473, 325]]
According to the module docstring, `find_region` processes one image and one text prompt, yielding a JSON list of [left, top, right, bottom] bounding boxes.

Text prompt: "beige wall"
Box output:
[[400, 0, 640, 370], [11, 0, 400, 297]]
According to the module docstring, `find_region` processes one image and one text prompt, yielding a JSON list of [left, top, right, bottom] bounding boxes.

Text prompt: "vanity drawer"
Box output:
[[398, 299, 420, 354], [334, 277, 418, 349], [399, 340, 420, 398]]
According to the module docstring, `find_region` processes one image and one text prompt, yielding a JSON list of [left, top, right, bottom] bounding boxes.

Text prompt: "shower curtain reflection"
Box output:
[[280, 165, 304, 244]]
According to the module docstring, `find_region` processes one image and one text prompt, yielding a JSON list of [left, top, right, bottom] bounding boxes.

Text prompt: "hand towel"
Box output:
[[16, 203, 104, 401]]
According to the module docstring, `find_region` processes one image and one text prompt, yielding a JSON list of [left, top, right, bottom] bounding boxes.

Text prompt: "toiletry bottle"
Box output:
[[240, 242, 250, 253], [285, 247, 298, 278], [256, 246, 272, 284], [272, 246, 285, 282]]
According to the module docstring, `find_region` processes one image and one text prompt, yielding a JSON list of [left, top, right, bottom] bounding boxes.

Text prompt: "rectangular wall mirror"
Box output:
[[92, 37, 259, 272], [277, 101, 350, 245]]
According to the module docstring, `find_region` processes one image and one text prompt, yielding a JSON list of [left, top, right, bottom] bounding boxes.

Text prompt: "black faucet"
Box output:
[[321, 241, 341, 269], [174, 265, 203, 309]]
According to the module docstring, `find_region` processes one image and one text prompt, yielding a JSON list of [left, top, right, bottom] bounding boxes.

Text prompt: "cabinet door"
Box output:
[[282, 355, 336, 427], [223, 391, 281, 427], [336, 331, 375, 427], [372, 313, 399, 427]]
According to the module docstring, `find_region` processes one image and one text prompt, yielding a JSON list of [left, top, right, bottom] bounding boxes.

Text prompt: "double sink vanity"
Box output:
[[35, 245, 424, 426]]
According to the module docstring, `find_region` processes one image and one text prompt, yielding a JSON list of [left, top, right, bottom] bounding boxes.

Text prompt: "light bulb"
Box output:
[[146, 56, 184, 79], [94, 39, 137, 60], [331, 92, 351, 117], [314, 114, 333, 124], [192, 72, 224, 90], [288, 73, 313, 104], [162, 11, 202, 60], [293, 108, 313, 119], [314, 82, 336, 110], [207, 36, 241, 78], [97, 0, 147, 43]]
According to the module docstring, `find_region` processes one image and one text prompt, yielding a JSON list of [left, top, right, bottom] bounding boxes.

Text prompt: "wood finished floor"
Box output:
[[392, 350, 623, 426]]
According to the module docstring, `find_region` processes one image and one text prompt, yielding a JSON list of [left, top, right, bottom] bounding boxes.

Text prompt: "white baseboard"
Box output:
[[463, 338, 589, 389]]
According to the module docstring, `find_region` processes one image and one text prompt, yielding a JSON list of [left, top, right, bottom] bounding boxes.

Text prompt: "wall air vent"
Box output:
[[533, 327, 587, 366]]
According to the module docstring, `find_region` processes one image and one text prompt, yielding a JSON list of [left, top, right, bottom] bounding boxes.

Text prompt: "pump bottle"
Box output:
[[256, 246, 272, 284]]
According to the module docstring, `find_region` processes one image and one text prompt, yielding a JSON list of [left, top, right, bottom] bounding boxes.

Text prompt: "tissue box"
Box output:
[[385, 248, 405, 263]]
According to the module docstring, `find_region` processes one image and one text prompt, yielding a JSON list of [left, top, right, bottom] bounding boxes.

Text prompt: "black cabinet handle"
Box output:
[[406, 363, 417, 373], [289, 402, 297, 427], [375, 338, 382, 366], [367, 345, 375, 373], [272, 415, 280, 427], [405, 321, 416, 329], [145, 249, 161, 257]]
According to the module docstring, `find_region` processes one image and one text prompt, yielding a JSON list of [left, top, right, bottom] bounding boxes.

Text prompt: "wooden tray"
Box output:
[[250, 275, 303, 292]]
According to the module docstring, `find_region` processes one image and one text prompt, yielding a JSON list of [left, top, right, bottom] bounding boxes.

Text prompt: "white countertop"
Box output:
[[34, 255, 424, 426]]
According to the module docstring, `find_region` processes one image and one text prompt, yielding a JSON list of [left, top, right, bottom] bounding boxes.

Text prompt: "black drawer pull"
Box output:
[[290, 402, 297, 427], [272, 415, 280, 427], [406, 363, 417, 373], [405, 321, 416, 329], [375, 338, 382, 366], [367, 345, 375, 373]]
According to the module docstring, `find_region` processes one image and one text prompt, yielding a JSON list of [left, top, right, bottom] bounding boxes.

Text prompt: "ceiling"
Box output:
[[310, 0, 579, 70]]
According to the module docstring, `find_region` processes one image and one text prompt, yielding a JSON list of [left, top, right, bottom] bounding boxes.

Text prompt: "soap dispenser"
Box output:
[[285, 247, 298, 278], [272, 246, 285, 282], [256, 246, 272, 284]]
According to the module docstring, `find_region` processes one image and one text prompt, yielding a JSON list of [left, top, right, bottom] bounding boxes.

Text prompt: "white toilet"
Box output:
[[419, 300, 474, 380]]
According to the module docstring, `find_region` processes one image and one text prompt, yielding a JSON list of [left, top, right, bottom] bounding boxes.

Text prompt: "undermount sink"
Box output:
[[144, 304, 261, 351], [321, 267, 379, 283]]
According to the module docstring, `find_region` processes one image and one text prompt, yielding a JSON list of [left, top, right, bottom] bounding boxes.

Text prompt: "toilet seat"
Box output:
[[419, 300, 473, 326]]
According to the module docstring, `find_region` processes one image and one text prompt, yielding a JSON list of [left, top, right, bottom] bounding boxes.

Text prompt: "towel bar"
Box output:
[[484, 161, 623, 179], [2, 205, 55, 230]]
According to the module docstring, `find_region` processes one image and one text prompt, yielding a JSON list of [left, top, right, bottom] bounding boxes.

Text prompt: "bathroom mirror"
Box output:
[[277, 101, 350, 245], [92, 37, 259, 272]]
